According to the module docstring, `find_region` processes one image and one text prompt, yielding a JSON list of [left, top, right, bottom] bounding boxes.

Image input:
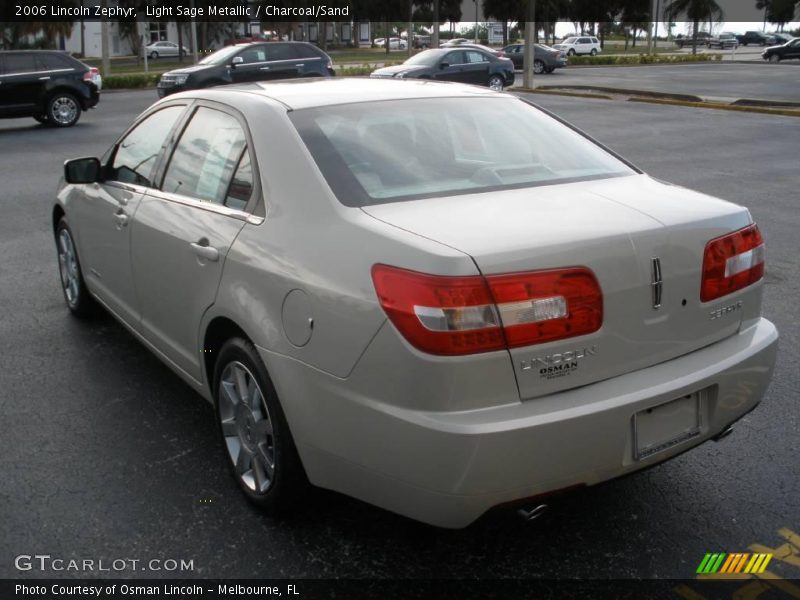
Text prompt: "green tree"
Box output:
[[663, 0, 724, 54], [757, 0, 797, 30]]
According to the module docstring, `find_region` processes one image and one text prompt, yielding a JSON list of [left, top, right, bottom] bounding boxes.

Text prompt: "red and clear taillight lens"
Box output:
[[83, 67, 99, 81], [701, 224, 765, 302], [371, 265, 602, 356]]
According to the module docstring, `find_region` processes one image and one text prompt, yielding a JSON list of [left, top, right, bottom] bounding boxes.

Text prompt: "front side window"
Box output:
[[289, 97, 635, 207], [444, 51, 465, 65], [161, 107, 249, 207], [237, 46, 267, 64], [108, 105, 185, 187]]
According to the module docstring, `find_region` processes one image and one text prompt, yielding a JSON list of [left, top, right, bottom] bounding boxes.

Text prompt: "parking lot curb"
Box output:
[[516, 86, 800, 117]]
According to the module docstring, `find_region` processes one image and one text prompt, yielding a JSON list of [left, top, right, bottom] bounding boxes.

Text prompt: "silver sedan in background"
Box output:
[[53, 79, 777, 528]]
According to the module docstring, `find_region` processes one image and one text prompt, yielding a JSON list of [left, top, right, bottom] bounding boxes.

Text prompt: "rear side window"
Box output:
[[266, 44, 296, 61], [162, 107, 249, 207], [4, 53, 38, 74], [294, 44, 322, 59], [109, 106, 185, 187], [37, 53, 76, 71], [466, 51, 488, 63]]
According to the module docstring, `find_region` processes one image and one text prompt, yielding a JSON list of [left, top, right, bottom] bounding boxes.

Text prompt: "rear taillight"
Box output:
[[371, 264, 602, 356], [701, 224, 765, 302], [83, 67, 99, 81]]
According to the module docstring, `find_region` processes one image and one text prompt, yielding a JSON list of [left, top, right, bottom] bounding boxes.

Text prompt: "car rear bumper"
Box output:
[[261, 317, 777, 528]]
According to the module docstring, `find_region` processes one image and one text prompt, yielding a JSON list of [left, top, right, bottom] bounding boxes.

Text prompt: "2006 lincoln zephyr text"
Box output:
[[53, 79, 778, 528]]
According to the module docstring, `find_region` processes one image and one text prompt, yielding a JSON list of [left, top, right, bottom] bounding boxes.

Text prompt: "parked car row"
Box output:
[[0, 50, 100, 127]]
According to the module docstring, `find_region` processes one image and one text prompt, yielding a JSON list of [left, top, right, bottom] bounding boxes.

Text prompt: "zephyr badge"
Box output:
[[651, 257, 663, 309]]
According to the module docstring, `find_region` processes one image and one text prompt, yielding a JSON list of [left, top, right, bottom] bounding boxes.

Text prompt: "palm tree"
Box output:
[[663, 0, 723, 54]]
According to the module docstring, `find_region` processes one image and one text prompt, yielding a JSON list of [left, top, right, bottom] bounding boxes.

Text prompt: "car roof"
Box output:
[[171, 78, 500, 111]]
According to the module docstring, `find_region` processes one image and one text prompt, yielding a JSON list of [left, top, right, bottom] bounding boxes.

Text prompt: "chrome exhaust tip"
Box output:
[[712, 426, 734, 442], [517, 504, 548, 522]]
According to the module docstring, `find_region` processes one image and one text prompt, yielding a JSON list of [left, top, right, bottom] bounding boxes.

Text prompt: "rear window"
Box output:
[[289, 97, 635, 207], [294, 44, 322, 59]]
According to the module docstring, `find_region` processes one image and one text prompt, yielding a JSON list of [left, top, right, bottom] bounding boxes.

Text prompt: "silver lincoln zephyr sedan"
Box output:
[[53, 79, 778, 528]]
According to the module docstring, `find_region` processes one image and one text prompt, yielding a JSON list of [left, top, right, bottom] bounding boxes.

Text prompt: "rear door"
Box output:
[[130, 102, 257, 381], [462, 50, 491, 85], [786, 38, 800, 59], [261, 43, 301, 80]]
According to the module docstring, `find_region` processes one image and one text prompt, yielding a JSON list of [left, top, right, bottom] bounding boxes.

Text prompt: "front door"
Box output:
[[131, 104, 255, 381], [73, 104, 187, 323], [462, 50, 492, 85], [436, 51, 468, 83], [230, 45, 271, 83], [0, 53, 41, 112]]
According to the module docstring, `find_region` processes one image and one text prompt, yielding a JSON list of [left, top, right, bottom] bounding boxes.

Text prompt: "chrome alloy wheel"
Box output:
[[51, 96, 79, 126], [488, 75, 504, 91], [57, 228, 80, 306], [218, 361, 275, 493]]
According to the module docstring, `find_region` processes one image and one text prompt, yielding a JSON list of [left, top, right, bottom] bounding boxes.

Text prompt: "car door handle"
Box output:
[[190, 242, 219, 262], [259, 66, 270, 71], [39, 76, 51, 80], [295, 63, 304, 67], [113, 212, 128, 228]]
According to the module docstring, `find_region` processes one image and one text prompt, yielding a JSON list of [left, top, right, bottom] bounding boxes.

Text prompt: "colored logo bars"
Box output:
[[697, 553, 773, 574]]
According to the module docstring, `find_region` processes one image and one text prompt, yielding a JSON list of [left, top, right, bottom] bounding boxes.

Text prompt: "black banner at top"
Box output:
[[0, 0, 790, 23]]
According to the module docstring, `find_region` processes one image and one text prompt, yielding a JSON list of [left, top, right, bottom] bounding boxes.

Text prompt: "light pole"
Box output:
[[522, 0, 536, 89], [474, 0, 479, 43]]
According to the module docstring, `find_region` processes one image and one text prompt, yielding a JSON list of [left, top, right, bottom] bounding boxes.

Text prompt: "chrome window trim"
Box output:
[[146, 188, 264, 225], [2, 67, 75, 78]]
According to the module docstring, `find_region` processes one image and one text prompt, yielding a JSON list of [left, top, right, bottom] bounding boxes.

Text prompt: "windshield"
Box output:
[[562, 37, 578, 44], [404, 50, 443, 66], [289, 97, 636, 206], [199, 45, 242, 65]]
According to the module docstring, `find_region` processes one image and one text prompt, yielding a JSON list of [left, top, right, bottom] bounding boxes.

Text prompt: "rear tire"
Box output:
[[47, 92, 81, 127], [590, 48, 597, 56], [487, 74, 504, 91], [533, 59, 544, 74], [214, 337, 308, 515], [55, 218, 96, 318]]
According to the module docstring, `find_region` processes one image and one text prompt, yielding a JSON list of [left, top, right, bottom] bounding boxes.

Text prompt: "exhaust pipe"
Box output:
[[517, 504, 548, 522], [712, 426, 734, 442]]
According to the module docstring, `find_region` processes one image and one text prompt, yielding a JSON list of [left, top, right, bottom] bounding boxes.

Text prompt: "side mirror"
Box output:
[[440, 61, 450, 69], [231, 56, 244, 66], [64, 157, 101, 184]]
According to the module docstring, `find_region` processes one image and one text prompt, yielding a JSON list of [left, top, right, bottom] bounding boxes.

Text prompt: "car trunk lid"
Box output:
[[362, 174, 756, 400]]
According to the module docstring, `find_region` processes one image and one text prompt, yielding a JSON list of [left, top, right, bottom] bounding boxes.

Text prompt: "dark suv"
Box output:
[[737, 31, 770, 46], [0, 51, 100, 127], [157, 42, 335, 97]]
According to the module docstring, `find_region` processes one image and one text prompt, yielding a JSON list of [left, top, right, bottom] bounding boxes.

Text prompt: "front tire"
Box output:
[[768, 54, 780, 63], [214, 337, 307, 514], [568, 49, 576, 56], [47, 92, 81, 127], [55, 218, 95, 318], [150, 51, 158, 59]]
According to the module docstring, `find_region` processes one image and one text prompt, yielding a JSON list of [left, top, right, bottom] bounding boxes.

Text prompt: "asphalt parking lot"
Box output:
[[521, 61, 800, 103], [1, 85, 798, 586]]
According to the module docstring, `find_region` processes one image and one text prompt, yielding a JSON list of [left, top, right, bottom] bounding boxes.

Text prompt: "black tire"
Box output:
[[487, 74, 504, 91], [55, 217, 96, 318], [590, 48, 597, 56], [768, 54, 781, 63], [213, 337, 308, 515], [568, 49, 576, 56], [150, 51, 159, 59], [545, 67, 555, 74], [47, 92, 81, 127], [33, 113, 50, 125], [533, 59, 545, 74]]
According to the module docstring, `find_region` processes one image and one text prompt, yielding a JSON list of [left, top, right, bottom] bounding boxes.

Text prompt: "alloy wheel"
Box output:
[[57, 228, 80, 306], [488, 75, 504, 91], [50, 96, 78, 126], [218, 361, 276, 494]]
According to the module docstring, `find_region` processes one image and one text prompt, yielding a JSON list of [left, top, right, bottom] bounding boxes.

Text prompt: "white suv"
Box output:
[[554, 36, 601, 56]]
